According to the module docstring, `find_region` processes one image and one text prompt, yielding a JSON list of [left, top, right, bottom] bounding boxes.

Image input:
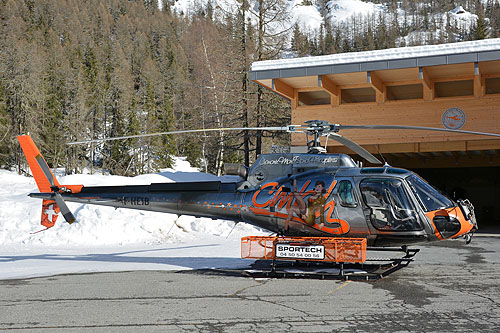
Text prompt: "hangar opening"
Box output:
[[250, 39, 500, 229], [414, 167, 500, 232]]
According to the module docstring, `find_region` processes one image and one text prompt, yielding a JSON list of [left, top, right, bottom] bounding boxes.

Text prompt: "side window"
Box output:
[[360, 178, 422, 231], [338, 180, 357, 207]]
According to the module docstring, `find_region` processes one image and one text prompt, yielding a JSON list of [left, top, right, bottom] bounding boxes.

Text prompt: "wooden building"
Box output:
[[249, 39, 500, 229]]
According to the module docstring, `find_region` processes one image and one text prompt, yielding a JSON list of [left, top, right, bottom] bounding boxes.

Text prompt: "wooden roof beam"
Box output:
[[419, 67, 433, 100], [272, 78, 294, 100], [367, 71, 383, 94], [474, 62, 484, 98], [318, 75, 338, 96], [419, 67, 432, 90]]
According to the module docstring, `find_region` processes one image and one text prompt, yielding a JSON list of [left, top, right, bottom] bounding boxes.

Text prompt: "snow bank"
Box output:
[[0, 157, 269, 279], [0, 157, 264, 247]]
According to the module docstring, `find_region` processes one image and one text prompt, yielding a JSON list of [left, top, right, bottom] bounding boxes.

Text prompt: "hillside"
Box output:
[[0, 0, 499, 179], [170, 0, 499, 54]]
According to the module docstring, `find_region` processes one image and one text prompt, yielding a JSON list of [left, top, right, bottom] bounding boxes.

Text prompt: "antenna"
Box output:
[[225, 221, 239, 239], [376, 145, 387, 166]]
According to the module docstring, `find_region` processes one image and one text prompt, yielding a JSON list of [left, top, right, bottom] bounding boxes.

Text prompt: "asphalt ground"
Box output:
[[1, 235, 499, 332]]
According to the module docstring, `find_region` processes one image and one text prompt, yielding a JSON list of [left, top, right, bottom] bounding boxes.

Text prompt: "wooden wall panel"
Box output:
[[291, 95, 500, 151]]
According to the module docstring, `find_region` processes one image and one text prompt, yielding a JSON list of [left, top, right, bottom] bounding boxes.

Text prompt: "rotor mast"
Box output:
[[303, 120, 334, 154]]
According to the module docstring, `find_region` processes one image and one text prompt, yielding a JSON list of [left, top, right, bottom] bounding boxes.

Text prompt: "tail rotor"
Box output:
[[34, 154, 76, 224]]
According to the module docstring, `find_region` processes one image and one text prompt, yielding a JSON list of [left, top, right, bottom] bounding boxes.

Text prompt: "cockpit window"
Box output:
[[405, 174, 454, 212], [360, 178, 422, 231]]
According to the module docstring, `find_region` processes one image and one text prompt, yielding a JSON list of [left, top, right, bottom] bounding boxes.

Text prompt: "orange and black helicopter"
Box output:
[[17, 120, 500, 278]]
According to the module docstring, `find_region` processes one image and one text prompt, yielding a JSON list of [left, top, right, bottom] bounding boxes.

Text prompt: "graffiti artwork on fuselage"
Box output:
[[249, 178, 350, 234]]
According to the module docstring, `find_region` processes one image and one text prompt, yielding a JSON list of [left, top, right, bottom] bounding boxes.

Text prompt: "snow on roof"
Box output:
[[251, 38, 500, 72], [450, 5, 467, 15]]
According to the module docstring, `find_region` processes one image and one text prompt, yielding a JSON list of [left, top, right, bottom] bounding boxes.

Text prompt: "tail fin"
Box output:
[[17, 135, 60, 192], [18, 135, 81, 229]]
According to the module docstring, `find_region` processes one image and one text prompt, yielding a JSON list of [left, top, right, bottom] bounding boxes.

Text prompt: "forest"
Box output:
[[0, 0, 499, 176]]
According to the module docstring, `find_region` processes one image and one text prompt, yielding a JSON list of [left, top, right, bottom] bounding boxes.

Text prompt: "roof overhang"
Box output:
[[251, 39, 500, 82], [250, 39, 500, 101]]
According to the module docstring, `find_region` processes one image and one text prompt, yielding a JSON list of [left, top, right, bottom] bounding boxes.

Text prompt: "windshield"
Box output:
[[406, 174, 455, 212]]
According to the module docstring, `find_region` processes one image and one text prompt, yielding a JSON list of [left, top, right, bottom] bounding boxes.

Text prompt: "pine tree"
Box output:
[[40, 60, 65, 168], [110, 102, 128, 172], [324, 22, 336, 54], [342, 38, 351, 53], [446, 12, 456, 42], [0, 79, 11, 168], [318, 24, 325, 55], [471, 5, 489, 40], [125, 97, 141, 175], [365, 25, 376, 51], [291, 23, 302, 53], [153, 90, 177, 169], [82, 45, 102, 173]]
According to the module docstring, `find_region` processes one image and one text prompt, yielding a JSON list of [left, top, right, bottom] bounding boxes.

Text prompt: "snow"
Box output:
[[166, 0, 493, 56], [252, 38, 500, 71], [170, 0, 205, 16], [448, 5, 480, 28], [0, 158, 266, 280], [326, 0, 384, 23], [290, 2, 324, 33], [169, 0, 383, 38], [450, 5, 468, 15]]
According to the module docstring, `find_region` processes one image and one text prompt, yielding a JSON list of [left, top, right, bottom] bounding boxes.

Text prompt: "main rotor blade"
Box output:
[[338, 125, 500, 138], [54, 192, 76, 224], [66, 126, 296, 145], [329, 133, 382, 164], [35, 154, 55, 187]]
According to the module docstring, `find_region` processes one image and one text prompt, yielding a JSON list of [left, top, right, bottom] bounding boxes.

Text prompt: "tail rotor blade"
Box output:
[[54, 193, 76, 224], [35, 154, 55, 187]]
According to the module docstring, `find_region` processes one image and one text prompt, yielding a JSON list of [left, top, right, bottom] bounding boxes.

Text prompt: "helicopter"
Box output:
[[17, 120, 500, 250]]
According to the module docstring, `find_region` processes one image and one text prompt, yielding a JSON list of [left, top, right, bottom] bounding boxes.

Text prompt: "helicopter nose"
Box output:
[[426, 206, 475, 240]]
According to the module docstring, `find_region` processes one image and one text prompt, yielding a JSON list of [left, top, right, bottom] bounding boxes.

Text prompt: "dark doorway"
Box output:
[[411, 167, 500, 232]]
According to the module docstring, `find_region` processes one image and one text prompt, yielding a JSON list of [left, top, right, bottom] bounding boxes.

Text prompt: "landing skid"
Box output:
[[243, 246, 419, 280]]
